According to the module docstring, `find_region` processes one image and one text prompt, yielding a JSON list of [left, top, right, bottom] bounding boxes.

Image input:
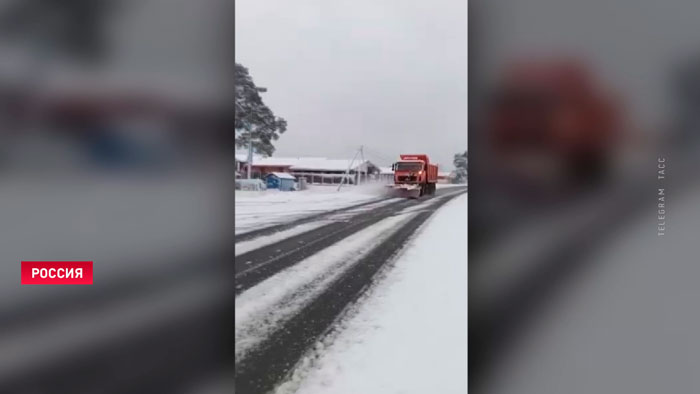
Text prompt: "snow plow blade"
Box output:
[[386, 184, 422, 199]]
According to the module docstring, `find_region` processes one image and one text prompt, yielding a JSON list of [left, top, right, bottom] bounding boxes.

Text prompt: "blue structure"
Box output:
[[266, 172, 296, 191]]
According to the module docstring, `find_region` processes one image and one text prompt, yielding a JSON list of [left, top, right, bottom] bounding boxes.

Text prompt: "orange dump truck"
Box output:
[[486, 59, 620, 183], [389, 154, 439, 198]]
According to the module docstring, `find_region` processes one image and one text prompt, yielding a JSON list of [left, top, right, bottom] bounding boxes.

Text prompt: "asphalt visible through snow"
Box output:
[[234, 186, 467, 394], [234, 187, 465, 294], [235, 186, 465, 243]]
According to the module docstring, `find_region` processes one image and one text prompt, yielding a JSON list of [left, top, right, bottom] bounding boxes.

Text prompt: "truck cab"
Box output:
[[393, 160, 427, 184], [391, 154, 439, 197]]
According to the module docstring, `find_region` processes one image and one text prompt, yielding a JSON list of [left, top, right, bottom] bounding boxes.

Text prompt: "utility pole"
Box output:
[[359, 145, 365, 185], [338, 146, 361, 191]]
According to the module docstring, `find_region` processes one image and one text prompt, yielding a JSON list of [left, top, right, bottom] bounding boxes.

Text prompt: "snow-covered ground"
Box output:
[[235, 184, 390, 234], [278, 193, 468, 394], [235, 210, 420, 362], [480, 182, 700, 394]]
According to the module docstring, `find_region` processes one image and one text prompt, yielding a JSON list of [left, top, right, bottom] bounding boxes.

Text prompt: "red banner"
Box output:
[[21, 261, 93, 285]]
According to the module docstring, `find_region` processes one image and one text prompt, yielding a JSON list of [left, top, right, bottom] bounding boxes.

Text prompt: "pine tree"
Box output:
[[453, 151, 468, 183], [235, 63, 287, 156]]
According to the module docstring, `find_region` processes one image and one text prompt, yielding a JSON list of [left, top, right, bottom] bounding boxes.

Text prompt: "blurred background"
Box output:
[[0, 0, 233, 393], [470, 0, 700, 393]]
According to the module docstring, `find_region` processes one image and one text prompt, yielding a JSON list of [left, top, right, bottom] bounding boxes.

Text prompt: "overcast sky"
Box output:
[[235, 0, 467, 169], [474, 0, 700, 130]]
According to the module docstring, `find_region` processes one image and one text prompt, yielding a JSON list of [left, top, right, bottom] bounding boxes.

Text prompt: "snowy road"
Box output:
[[481, 180, 700, 394], [471, 151, 700, 394], [234, 186, 467, 394], [284, 193, 468, 394]]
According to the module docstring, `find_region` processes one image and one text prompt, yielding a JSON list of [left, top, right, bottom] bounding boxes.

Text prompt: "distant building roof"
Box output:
[[268, 172, 296, 180], [252, 157, 312, 168]]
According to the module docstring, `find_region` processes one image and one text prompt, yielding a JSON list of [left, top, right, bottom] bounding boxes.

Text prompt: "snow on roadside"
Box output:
[[278, 193, 468, 394], [235, 210, 420, 362], [235, 184, 390, 233]]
